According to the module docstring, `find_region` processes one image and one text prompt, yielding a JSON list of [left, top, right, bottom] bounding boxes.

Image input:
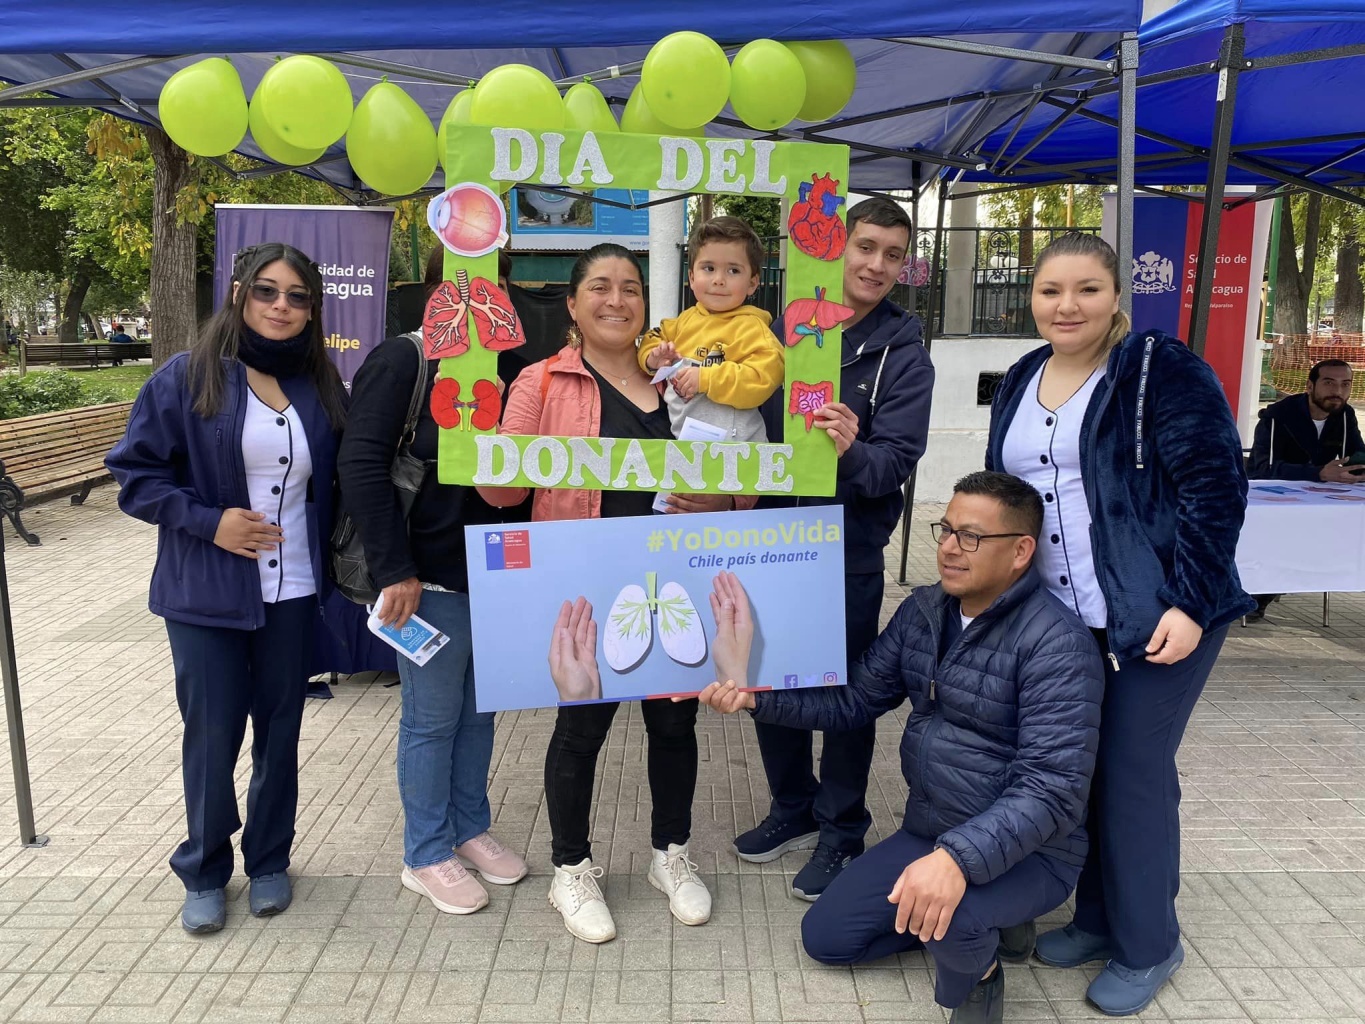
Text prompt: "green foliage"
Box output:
[[714, 194, 782, 239], [0, 369, 122, 419], [980, 184, 1105, 230]]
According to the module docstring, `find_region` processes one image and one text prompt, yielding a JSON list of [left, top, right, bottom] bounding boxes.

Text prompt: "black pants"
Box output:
[[1073, 626, 1229, 968], [545, 697, 699, 867], [163, 597, 316, 891], [802, 828, 1076, 1007], [751, 570, 884, 852]]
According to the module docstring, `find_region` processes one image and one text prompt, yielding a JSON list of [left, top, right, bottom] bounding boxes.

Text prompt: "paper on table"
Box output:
[[653, 416, 732, 512]]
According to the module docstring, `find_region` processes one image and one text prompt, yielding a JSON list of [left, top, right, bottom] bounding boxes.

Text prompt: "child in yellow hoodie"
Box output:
[[639, 216, 783, 443]]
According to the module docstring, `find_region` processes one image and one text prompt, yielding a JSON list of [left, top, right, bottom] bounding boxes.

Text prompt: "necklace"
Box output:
[[585, 355, 641, 388]]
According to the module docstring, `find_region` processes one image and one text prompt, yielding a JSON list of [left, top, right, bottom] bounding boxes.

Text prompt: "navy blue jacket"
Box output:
[[761, 299, 935, 573], [1248, 392, 1364, 480], [987, 330, 1255, 661], [106, 352, 340, 630], [754, 567, 1103, 885]]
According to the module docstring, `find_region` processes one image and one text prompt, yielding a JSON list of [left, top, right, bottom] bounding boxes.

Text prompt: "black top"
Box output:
[[337, 335, 506, 592], [583, 360, 672, 520]]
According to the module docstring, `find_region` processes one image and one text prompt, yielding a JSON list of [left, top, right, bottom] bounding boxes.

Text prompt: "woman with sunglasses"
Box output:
[[107, 242, 347, 934], [985, 233, 1252, 1015]]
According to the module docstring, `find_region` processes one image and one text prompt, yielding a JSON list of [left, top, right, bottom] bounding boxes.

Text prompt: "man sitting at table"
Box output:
[[693, 471, 1104, 1024], [1246, 358, 1364, 620], [1249, 358, 1364, 483]]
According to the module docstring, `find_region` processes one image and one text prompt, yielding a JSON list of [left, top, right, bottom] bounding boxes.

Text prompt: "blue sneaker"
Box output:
[[1035, 922, 1114, 967], [181, 888, 226, 934], [791, 842, 855, 901], [248, 872, 293, 917], [1087, 943, 1184, 1016], [733, 814, 819, 864]]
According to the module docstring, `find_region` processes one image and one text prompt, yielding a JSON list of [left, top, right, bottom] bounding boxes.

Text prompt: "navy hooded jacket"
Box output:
[[1247, 392, 1364, 480], [753, 567, 1103, 884], [761, 298, 934, 573], [106, 352, 339, 630], [987, 330, 1255, 661]]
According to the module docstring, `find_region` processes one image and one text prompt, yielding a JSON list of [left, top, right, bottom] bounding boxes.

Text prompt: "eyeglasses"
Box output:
[[248, 282, 312, 310], [930, 522, 1027, 552]]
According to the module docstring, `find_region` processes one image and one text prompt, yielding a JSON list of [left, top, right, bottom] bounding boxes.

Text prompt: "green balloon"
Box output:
[[159, 58, 248, 157], [784, 41, 858, 122], [254, 55, 354, 150], [471, 64, 565, 132], [729, 40, 807, 131], [563, 82, 619, 133], [248, 98, 326, 166], [346, 82, 438, 196], [620, 83, 704, 137], [437, 90, 475, 170], [641, 31, 730, 130]]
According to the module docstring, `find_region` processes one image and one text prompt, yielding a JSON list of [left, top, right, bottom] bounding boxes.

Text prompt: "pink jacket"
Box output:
[[479, 345, 756, 522]]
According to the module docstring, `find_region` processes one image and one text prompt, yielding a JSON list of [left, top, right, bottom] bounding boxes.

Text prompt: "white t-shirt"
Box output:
[[242, 391, 315, 604], [1314, 416, 1328, 438], [1001, 363, 1108, 627]]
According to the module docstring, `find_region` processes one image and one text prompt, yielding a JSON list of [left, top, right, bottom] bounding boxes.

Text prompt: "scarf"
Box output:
[[237, 324, 312, 378]]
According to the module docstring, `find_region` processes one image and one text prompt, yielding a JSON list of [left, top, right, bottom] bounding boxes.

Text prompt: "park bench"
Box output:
[[0, 401, 133, 545], [20, 339, 151, 368]]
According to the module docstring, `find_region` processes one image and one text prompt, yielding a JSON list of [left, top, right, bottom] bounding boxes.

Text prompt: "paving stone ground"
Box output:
[[0, 485, 1362, 1023]]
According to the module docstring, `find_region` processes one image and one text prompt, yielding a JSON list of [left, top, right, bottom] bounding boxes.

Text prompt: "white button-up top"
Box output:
[[1001, 363, 1108, 628], [243, 391, 315, 604]]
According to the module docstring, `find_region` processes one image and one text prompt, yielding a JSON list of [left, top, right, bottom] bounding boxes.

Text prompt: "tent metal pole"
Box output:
[[1188, 24, 1245, 358], [0, 54, 181, 99], [899, 181, 949, 586], [895, 183, 922, 587], [320, 52, 476, 88], [882, 36, 1114, 73], [1116, 32, 1138, 318], [0, 527, 46, 848], [1002, 97, 1089, 174]]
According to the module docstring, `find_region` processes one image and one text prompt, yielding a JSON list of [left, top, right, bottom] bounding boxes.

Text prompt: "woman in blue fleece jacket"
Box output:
[[986, 232, 1254, 1016], [106, 243, 345, 935]]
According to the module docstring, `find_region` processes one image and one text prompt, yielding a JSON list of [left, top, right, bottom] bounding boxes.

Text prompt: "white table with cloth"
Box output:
[[1235, 481, 1365, 605]]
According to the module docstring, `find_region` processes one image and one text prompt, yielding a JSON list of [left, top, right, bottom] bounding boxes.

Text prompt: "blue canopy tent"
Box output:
[[954, 0, 1365, 354], [0, 1, 1143, 847]]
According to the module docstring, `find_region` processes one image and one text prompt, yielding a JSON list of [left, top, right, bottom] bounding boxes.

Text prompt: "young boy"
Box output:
[[638, 216, 783, 443]]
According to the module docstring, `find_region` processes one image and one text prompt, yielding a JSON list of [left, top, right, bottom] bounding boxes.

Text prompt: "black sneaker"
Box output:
[[950, 962, 1004, 1024], [733, 814, 820, 864], [997, 920, 1036, 963], [791, 842, 855, 901]]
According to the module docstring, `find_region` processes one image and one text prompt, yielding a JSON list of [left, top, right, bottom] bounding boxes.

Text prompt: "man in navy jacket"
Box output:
[[1248, 358, 1364, 482], [698, 472, 1104, 1024], [743, 196, 936, 900]]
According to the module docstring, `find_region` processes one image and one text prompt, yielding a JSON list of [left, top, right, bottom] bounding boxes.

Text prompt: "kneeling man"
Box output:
[[699, 471, 1104, 1024]]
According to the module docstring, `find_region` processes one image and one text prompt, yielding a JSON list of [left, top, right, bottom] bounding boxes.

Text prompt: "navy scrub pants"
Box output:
[[1072, 626, 1229, 969], [750, 570, 883, 852], [164, 596, 316, 891], [802, 827, 1077, 1008]]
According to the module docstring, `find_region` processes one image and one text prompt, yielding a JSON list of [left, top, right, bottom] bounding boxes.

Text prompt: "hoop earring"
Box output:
[[566, 322, 583, 348]]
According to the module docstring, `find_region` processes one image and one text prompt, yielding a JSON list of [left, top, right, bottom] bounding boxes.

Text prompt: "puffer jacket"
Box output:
[[987, 329, 1256, 661], [753, 567, 1103, 885]]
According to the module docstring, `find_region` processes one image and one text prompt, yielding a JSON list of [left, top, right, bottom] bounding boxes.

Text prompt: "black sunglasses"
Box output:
[[248, 282, 312, 310]]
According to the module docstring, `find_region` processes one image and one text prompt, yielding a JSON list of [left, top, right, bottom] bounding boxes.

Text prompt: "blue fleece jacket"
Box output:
[[986, 329, 1255, 660], [105, 352, 339, 630], [754, 567, 1103, 884], [761, 299, 935, 573]]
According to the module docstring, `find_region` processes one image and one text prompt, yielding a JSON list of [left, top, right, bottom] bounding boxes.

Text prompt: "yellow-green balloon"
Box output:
[[248, 98, 326, 166], [471, 64, 565, 132], [729, 39, 807, 131], [346, 82, 438, 195], [563, 82, 619, 133], [620, 83, 704, 137], [159, 58, 248, 157], [641, 31, 730, 130], [253, 55, 353, 150], [784, 41, 858, 122], [436, 90, 475, 170]]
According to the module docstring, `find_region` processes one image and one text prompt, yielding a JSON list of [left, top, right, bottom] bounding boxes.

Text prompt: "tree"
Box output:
[[1336, 221, 1362, 333], [714, 194, 781, 239], [980, 184, 1106, 265], [1274, 192, 1322, 337]]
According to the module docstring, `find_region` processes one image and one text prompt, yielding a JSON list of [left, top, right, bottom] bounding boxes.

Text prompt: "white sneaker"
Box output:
[[549, 858, 616, 943], [648, 843, 712, 926]]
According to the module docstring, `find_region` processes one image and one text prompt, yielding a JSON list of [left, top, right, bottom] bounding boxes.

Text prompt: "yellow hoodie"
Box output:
[[637, 303, 784, 410]]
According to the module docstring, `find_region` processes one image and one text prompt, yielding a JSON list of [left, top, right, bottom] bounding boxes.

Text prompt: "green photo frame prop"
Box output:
[[437, 125, 850, 497]]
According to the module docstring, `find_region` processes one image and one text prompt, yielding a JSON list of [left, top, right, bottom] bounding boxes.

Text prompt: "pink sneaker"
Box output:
[[455, 832, 529, 885], [401, 857, 489, 914]]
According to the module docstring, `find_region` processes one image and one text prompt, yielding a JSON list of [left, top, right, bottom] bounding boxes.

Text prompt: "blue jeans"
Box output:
[[396, 589, 494, 869]]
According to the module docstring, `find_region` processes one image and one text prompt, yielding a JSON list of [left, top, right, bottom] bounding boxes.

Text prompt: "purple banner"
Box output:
[[214, 205, 394, 386]]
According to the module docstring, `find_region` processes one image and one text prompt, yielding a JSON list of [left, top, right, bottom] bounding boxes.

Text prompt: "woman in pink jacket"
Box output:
[[484, 243, 743, 945]]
